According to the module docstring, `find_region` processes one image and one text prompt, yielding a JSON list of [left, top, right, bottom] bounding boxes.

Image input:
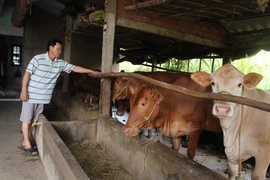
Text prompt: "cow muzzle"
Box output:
[[213, 103, 233, 118], [116, 110, 125, 116], [122, 125, 139, 137]]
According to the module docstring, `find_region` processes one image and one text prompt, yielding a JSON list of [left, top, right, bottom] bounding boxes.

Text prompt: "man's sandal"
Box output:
[[30, 142, 38, 151], [24, 147, 39, 156]]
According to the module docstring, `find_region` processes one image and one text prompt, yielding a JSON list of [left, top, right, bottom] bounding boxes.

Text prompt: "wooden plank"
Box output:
[[100, 0, 117, 116], [62, 15, 73, 93], [116, 17, 227, 49]]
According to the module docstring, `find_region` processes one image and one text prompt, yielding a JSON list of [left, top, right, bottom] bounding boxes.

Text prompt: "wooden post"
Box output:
[[223, 56, 231, 65], [211, 58, 215, 72], [62, 15, 73, 93], [199, 58, 202, 71], [100, 0, 117, 116], [152, 56, 157, 72], [176, 59, 180, 71], [187, 59, 190, 72]]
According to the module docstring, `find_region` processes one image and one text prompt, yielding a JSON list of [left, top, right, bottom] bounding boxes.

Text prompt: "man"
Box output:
[[20, 38, 99, 156]]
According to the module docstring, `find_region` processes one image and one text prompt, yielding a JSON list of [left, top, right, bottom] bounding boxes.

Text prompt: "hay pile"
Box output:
[[68, 140, 136, 180]]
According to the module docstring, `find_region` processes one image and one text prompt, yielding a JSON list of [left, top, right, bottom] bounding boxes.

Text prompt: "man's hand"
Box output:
[[88, 71, 100, 78], [20, 90, 28, 102]]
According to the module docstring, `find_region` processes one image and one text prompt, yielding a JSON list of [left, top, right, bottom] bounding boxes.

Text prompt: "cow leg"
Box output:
[[227, 161, 238, 180], [186, 130, 201, 159], [172, 137, 181, 152], [252, 155, 269, 180]]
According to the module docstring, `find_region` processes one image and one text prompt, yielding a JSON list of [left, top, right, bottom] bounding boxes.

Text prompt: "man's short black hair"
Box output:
[[47, 38, 62, 51]]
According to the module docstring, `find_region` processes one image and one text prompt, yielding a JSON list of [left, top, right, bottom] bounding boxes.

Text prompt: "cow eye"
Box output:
[[238, 83, 242, 88], [211, 81, 215, 86], [141, 102, 146, 106]]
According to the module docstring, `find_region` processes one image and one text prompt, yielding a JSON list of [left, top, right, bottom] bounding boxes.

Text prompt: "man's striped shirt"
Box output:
[[26, 52, 74, 104]]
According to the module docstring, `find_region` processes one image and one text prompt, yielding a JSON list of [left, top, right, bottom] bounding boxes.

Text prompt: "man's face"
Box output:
[[50, 42, 62, 58]]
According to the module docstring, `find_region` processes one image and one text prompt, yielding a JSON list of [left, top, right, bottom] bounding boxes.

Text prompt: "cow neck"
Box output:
[[220, 105, 241, 160], [220, 88, 245, 164]]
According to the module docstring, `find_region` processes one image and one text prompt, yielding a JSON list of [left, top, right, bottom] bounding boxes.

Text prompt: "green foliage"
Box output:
[[232, 51, 270, 90], [118, 50, 270, 90], [118, 61, 151, 72]]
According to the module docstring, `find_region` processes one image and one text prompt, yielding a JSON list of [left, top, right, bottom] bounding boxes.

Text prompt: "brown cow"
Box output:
[[122, 74, 221, 159], [191, 64, 270, 180], [113, 71, 186, 137]]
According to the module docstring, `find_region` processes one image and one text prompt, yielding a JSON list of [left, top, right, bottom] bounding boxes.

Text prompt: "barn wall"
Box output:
[[22, 6, 106, 73], [52, 90, 99, 121], [22, 7, 65, 72], [70, 33, 102, 70]]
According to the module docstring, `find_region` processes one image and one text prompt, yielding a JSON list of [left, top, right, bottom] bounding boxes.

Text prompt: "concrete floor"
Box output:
[[0, 101, 47, 180]]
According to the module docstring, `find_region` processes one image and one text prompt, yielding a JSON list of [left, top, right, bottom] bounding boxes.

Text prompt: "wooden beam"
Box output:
[[125, 0, 172, 11], [100, 0, 117, 116], [116, 17, 227, 49], [62, 15, 73, 93]]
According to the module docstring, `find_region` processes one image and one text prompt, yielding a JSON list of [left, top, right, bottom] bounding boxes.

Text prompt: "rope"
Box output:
[[32, 120, 41, 126], [123, 103, 157, 134], [113, 79, 130, 101], [237, 88, 245, 179], [129, 133, 161, 175]]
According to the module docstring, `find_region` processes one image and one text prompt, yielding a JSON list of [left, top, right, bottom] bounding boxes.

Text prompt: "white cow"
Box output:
[[191, 64, 270, 180]]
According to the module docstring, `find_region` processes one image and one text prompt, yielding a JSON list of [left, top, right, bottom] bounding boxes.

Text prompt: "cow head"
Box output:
[[115, 99, 130, 116], [191, 64, 263, 118], [122, 84, 163, 136], [112, 77, 130, 100]]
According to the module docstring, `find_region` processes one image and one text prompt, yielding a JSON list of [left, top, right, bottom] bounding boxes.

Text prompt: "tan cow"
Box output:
[[191, 64, 270, 180]]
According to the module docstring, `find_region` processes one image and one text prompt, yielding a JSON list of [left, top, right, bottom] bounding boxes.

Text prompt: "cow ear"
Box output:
[[122, 77, 129, 81], [191, 72, 212, 87], [129, 85, 135, 95], [156, 92, 164, 104], [243, 73, 263, 89], [129, 85, 139, 95]]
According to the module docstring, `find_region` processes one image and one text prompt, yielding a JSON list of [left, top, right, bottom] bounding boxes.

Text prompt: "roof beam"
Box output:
[[116, 17, 227, 49], [125, 0, 173, 10], [210, 0, 256, 13]]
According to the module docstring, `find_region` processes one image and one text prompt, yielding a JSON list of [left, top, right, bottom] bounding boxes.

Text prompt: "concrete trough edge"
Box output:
[[34, 114, 89, 180], [98, 116, 227, 180]]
